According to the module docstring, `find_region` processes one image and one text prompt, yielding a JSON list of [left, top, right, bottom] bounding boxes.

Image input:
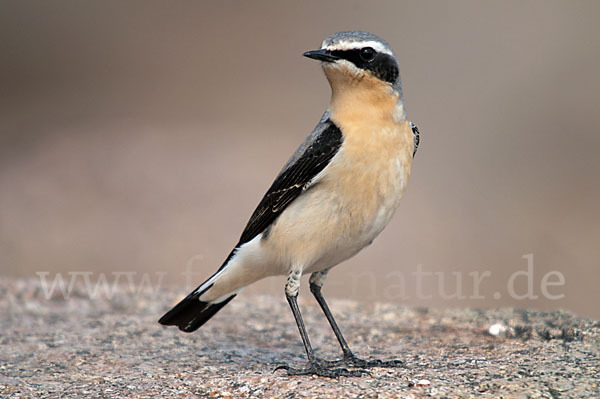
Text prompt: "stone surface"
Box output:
[[1, 277, 598, 398]]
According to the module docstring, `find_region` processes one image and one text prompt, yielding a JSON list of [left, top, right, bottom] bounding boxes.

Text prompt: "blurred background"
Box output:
[[1, 1, 599, 319]]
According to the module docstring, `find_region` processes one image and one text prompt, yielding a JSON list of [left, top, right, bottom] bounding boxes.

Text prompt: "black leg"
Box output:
[[309, 271, 404, 369], [274, 269, 365, 377], [309, 276, 352, 357], [285, 290, 316, 363]]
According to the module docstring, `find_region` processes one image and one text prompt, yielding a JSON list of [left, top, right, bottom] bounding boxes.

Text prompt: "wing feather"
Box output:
[[237, 114, 343, 245], [410, 121, 420, 157]]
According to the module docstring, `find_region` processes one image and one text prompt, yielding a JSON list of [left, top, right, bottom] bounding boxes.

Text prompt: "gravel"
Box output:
[[1, 277, 599, 398]]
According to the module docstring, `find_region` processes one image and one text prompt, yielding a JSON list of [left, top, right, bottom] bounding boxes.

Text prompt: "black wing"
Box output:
[[237, 115, 343, 245], [159, 116, 343, 332], [410, 122, 420, 157]]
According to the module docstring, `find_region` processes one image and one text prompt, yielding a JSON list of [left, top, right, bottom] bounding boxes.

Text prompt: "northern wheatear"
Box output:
[[159, 31, 420, 377]]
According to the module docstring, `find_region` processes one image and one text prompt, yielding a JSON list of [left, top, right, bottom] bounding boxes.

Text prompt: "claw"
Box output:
[[349, 357, 404, 368], [273, 355, 402, 377], [323, 354, 404, 369], [273, 361, 367, 378]]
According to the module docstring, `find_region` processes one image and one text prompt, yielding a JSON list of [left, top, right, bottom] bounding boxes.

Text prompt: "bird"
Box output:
[[159, 30, 420, 377]]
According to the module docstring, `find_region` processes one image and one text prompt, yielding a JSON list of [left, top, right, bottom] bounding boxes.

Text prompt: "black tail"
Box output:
[[158, 283, 236, 332]]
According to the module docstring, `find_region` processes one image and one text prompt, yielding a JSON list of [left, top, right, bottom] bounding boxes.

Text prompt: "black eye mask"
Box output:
[[329, 48, 399, 84]]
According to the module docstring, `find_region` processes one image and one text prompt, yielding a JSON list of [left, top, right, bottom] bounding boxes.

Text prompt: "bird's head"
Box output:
[[303, 31, 402, 95]]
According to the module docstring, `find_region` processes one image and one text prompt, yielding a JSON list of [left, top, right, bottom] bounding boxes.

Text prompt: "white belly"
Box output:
[[266, 147, 409, 276], [202, 119, 413, 301]]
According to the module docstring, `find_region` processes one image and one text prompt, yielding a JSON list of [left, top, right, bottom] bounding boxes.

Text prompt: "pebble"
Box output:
[[488, 322, 507, 337]]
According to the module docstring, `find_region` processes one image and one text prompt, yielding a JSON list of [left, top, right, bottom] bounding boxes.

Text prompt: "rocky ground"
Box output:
[[1, 277, 598, 398]]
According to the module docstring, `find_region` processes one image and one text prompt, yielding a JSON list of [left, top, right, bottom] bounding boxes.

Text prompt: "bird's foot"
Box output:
[[274, 361, 367, 378], [321, 353, 404, 369]]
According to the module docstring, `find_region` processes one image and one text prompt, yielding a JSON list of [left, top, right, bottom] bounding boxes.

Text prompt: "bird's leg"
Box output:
[[274, 268, 365, 377], [308, 270, 352, 358], [309, 270, 403, 369]]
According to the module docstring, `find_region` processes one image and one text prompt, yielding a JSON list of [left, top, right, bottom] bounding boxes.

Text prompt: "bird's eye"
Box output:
[[360, 47, 376, 62]]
